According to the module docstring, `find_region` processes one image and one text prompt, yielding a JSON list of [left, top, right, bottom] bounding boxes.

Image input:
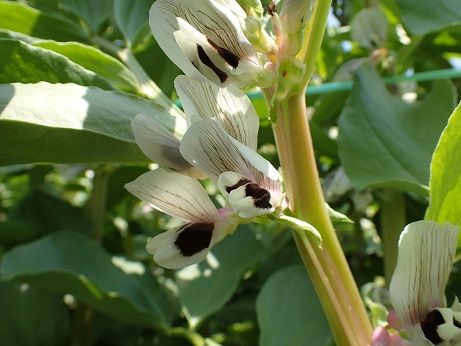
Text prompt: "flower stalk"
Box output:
[[272, 92, 372, 345]]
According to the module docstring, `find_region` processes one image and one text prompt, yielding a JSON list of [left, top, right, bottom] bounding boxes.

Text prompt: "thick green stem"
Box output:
[[381, 191, 406, 285], [273, 93, 372, 345]]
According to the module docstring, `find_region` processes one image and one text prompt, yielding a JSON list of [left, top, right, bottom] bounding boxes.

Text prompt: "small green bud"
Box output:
[[244, 16, 277, 53], [235, 0, 264, 18]]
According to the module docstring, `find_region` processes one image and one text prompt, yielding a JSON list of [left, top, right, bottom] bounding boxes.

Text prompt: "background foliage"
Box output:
[[0, 0, 461, 345]]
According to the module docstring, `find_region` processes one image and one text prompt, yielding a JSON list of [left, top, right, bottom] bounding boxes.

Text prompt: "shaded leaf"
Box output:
[[60, 0, 113, 34], [256, 265, 331, 346], [34, 40, 139, 92], [0, 282, 70, 346], [0, 1, 88, 42], [338, 65, 456, 194], [175, 226, 265, 326], [397, 0, 461, 35], [0, 39, 111, 88], [0, 231, 177, 328], [0, 82, 184, 165], [114, 0, 153, 46]]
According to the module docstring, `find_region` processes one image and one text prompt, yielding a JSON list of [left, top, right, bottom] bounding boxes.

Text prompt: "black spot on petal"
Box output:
[[207, 39, 240, 69], [454, 317, 461, 328], [174, 222, 214, 257], [197, 44, 228, 83], [245, 183, 272, 209], [225, 178, 251, 193], [421, 309, 445, 345]]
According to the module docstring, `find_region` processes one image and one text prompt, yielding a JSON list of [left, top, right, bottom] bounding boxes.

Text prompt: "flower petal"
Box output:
[[146, 217, 237, 269], [150, 0, 258, 85], [125, 168, 219, 223], [179, 118, 252, 181], [174, 75, 259, 149], [389, 220, 458, 329], [132, 113, 203, 178]]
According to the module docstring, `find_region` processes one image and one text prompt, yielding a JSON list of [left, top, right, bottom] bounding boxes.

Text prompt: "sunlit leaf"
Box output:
[[338, 64, 456, 194], [0, 39, 111, 88], [0, 1, 88, 42], [426, 102, 461, 227], [33, 40, 140, 93], [0, 82, 184, 165]]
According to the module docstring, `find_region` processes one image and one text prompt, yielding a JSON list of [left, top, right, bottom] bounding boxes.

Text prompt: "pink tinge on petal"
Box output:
[[372, 327, 392, 346], [388, 310, 402, 330]]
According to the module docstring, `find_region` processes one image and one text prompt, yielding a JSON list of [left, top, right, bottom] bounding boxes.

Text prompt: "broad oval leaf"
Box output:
[[114, 0, 153, 46], [0, 39, 112, 89], [338, 64, 456, 194], [397, 0, 461, 35], [426, 102, 461, 227], [0, 1, 88, 42], [256, 265, 331, 346], [33, 40, 140, 93], [175, 226, 265, 327], [0, 82, 185, 165], [0, 231, 177, 328]]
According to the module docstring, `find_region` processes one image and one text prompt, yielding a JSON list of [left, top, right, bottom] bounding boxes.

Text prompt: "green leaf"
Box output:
[[60, 0, 113, 34], [0, 282, 70, 346], [33, 40, 140, 93], [351, 8, 388, 49], [0, 1, 88, 42], [397, 0, 461, 35], [338, 65, 456, 194], [114, 0, 153, 46], [426, 102, 461, 226], [256, 265, 331, 346], [0, 82, 184, 165], [0, 231, 177, 328], [175, 226, 265, 327], [0, 39, 111, 89]]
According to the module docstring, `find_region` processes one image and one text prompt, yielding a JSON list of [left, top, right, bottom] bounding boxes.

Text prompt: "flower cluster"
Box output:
[[125, 0, 313, 269]]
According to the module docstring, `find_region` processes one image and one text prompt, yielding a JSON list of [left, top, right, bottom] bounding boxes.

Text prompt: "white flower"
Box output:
[[179, 117, 284, 218], [150, 0, 263, 86], [125, 168, 238, 269], [132, 75, 258, 177], [389, 220, 460, 345]]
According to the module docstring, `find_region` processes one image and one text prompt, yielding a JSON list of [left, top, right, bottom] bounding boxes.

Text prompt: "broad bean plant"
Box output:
[[0, 0, 461, 345]]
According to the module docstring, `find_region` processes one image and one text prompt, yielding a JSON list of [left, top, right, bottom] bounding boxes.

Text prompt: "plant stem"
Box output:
[[272, 93, 372, 345], [72, 166, 110, 345], [85, 166, 110, 241], [380, 191, 406, 285]]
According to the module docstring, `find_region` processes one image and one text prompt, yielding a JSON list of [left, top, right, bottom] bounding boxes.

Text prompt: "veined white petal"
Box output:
[[125, 168, 219, 223], [174, 75, 259, 149], [389, 221, 458, 330], [230, 136, 283, 199], [132, 113, 204, 177], [150, 0, 258, 84], [146, 216, 238, 269], [179, 118, 252, 180]]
